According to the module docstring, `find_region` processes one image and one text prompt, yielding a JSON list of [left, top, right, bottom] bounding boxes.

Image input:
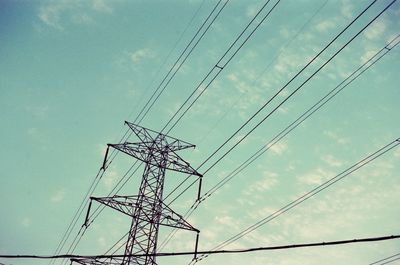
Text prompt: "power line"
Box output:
[[175, 31, 400, 228], [192, 0, 329, 148], [162, 0, 384, 207], [80, 0, 229, 228], [2, 234, 399, 260], [159, 10, 400, 251], [193, 138, 400, 262], [369, 253, 400, 265], [126, 0, 207, 123], [379, 258, 400, 265], [50, 2, 227, 261], [49, 167, 106, 265], [55, 161, 143, 265], [161, 0, 282, 134], [198, 0, 382, 176], [202, 33, 400, 201], [162, 0, 380, 136], [86, 160, 142, 225], [94, 0, 228, 191], [135, 0, 230, 125], [51, 1, 394, 260]]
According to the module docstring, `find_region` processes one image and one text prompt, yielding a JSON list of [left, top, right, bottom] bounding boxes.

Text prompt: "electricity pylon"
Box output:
[[72, 121, 201, 265]]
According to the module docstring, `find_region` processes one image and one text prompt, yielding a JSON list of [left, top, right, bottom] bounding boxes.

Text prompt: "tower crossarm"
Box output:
[[92, 195, 138, 217], [125, 121, 195, 151], [71, 257, 125, 265], [160, 201, 199, 232], [83, 123, 202, 265], [108, 143, 201, 176], [92, 195, 198, 232], [163, 150, 201, 176], [108, 142, 149, 164]]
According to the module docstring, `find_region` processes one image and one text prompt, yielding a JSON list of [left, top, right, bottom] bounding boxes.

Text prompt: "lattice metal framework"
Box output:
[[72, 121, 201, 265]]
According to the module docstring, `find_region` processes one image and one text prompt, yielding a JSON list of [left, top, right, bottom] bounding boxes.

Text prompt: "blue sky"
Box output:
[[1, 0, 399, 265]]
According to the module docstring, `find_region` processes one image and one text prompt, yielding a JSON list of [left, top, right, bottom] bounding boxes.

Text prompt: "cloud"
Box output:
[[51, 190, 66, 203], [340, 0, 354, 19], [21, 217, 31, 227], [130, 48, 156, 64], [394, 147, 400, 158], [315, 20, 336, 32], [360, 49, 377, 64], [297, 167, 334, 186], [38, 2, 66, 30], [321, 154, 343, 167], [25, 105, 49, 119], [92, 0, 113, 13], [38, 0, 114, 30], [98, 236, 107, 247], [71, 12, 94, 25], [244, 171, 278, 195], [246, 4, 259, 18], [103, 169, 119, 190], [27, 127, 38, 136], [364, 20, 386, 40], [97, 143, 109, 158], [267, 141, 288, 155], [323, 130, 349, 145]]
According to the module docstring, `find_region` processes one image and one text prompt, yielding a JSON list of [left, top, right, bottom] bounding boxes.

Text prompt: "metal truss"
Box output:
[[92, 195, 198, 232], [72, 122, 201, 265]]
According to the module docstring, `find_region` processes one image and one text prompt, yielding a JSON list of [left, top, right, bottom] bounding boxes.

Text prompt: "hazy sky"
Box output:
[[1, 0, 399, 265]]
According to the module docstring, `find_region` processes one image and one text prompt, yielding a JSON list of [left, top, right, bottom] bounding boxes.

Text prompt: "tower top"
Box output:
[[123, 121, 195, 151], [107, 121, 202, 176]]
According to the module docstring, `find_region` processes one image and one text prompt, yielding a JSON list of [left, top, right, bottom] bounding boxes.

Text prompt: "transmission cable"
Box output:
[[197, 0, 380, 175], [203, 34, 400, 200], [161, 34, 400, 249], [193, 138, 400, 263], [2, 234, 400, 260], [193, 0, 329, 148], [159, 4, 398, 250], [51, 1, 224, 261], [127, 0, 207, 123], [163, 0, 382, 206], [86, 160, 143, 226], [198, 0, 396, 192], [135, 0, 229, 125], [88, 0, 227, 187], [369, 253, 400, 265], [50, 165, 108, 265], [86, 0, 230, 219], [161, 0, 282, 134], [57, 161, 142, 265]]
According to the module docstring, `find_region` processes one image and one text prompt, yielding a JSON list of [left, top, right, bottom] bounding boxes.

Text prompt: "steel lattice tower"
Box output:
[[72, 121, 201, 265]]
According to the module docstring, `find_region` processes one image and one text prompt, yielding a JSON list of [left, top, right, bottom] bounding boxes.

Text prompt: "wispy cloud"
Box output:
[[364, 20, 386, 40], [38, 1, 66, 30], [323, 130, 350, 145], [340, 0, 354, 19], [244, 171, 278, 195], [97, 236, 107, 247], [21, 217, 32, 227], [38, 0, 114, 30], [315, 20, 336, 33], [51, 189, 66, 203], [103, 169, 119, 190], [27, 127, 39, 136], [268, 141, 288, 155], [297, 167, 334, 186], [130, 48, 156, 64], [92, 0, 113, 13], [322, 154, 343, 167], [25, 105, 49, 119]]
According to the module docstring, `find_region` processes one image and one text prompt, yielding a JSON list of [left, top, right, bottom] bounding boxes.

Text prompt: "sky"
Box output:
[[0, 0, 400, 265]]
